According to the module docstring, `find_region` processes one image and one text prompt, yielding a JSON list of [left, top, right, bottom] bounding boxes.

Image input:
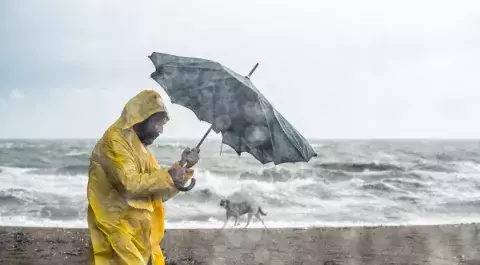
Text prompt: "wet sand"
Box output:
[[1, 224, 480, 264]]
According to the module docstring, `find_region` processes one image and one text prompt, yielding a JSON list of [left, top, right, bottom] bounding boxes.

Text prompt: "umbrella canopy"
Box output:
[[149, 52, 317, 165]]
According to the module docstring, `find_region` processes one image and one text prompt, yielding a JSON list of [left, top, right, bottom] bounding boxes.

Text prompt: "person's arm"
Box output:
[[99, 139, 177, 198], [148, 153, 194, 202]]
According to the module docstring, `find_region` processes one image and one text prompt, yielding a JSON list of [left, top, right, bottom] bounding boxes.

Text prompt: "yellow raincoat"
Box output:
[[87, 90, 193, 265]]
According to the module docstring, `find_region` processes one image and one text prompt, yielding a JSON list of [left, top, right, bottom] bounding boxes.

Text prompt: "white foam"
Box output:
[[0, 166, 87, 198], [65, 150, 89, 156], [0, 215, 87, 228], [0, 142, 14, 149], [2, 215, 480, 230]]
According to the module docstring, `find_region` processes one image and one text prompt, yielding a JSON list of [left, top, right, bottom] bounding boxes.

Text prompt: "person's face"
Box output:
[[134, 112, 168, 146]]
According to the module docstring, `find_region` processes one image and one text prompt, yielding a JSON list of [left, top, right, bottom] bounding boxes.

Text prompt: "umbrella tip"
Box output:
[[246, 63, 260, 78]]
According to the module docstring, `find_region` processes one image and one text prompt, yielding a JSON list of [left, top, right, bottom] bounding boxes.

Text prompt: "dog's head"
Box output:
[[219, 199, 230, 208]]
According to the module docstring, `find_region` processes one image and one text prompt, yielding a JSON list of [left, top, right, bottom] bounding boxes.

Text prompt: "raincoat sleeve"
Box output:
[[148, 153, 194, 202], [100, 139, 179, 198]]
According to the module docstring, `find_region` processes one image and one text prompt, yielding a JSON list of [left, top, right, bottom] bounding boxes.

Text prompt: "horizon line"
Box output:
[[1, 137, 480, 141]]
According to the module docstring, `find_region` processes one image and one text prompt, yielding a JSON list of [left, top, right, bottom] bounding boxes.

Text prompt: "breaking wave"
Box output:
[[2, 139, 480, 228]]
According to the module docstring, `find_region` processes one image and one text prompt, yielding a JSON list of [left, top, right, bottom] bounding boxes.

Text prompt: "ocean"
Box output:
[[1, 139, 480, 229]]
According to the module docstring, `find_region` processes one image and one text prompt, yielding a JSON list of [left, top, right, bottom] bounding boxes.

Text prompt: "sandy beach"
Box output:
[[1, 223, 480, 265]]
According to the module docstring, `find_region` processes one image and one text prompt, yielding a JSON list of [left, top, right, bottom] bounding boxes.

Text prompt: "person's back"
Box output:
[[87, 90, 199, 265]]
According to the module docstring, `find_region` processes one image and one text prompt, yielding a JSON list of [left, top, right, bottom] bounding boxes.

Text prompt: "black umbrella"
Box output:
[[148, 52, 317, 191]]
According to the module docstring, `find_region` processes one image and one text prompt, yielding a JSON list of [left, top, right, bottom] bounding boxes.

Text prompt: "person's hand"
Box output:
[[180, 147, 200, 168], [168, 166, 187, 187]]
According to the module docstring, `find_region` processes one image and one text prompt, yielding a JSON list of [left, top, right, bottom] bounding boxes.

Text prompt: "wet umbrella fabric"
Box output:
[[149, 52, 317, 165]]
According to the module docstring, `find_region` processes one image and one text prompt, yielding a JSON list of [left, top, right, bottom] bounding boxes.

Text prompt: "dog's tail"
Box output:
[[258, 207, 267, 216]]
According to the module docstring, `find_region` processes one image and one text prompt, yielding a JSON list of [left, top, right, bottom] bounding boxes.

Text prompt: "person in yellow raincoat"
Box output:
[[87, 89, 200, 265]]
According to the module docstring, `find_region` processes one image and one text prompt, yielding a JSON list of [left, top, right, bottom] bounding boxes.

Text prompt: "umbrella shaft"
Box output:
[[196, 125, 213, 149]]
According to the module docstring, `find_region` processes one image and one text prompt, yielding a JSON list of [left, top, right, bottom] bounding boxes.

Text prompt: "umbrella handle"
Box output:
[[175, 125, 214, 192], [175, 161, 196, 192], [175, 177, 196, 192], [175, 125, 213, 193]]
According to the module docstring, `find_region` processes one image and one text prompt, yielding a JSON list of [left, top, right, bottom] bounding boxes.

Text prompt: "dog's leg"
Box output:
[[234, 215, 240, 226], [221, 216, 230, 229], [244, 212, 253, 228], [255, 213, 267, 229]]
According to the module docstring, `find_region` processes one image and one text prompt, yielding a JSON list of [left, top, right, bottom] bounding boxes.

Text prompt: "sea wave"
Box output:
[[2, 139, 480, 228], [315, 162, 404, 172]]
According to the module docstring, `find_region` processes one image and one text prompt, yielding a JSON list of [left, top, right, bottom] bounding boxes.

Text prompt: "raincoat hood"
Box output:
[[115, 89, 169, 130]]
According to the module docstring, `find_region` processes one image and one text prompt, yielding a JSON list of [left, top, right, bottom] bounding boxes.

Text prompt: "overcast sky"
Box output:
[[1, 0, 479, 139]]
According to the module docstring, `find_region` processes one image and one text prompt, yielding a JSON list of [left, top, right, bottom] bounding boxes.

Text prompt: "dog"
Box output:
[[219, 199, 267, 229]]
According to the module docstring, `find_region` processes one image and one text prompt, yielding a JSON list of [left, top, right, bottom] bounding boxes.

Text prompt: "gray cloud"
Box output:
[[1, 0, 480, 138]]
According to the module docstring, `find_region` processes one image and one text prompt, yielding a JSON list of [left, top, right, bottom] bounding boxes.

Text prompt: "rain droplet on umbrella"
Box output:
[[214, 115, 232, 131], [245, 125, 269, 146], [243, 101, 264, 124]]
